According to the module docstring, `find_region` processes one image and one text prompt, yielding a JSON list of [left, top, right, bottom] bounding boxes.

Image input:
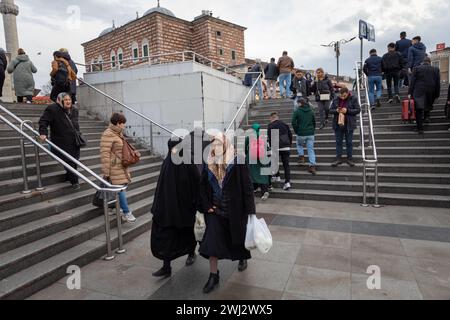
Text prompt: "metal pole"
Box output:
[[115, 193, 126, 254], [103, 194, 115, 261], [20, 138, 31, 194], [34, 144, 45, 191], [373, 164, 380, 208], [361, 164, 368, 207], [150, 123, 154, 152], [360, 38, 363, 65]]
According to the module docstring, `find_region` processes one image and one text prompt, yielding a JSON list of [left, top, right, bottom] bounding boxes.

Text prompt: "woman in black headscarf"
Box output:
[[150, 137, 201, 278]]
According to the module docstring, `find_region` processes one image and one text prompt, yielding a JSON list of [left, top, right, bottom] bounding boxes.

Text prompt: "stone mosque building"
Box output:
[[82, 1, 247, 71]]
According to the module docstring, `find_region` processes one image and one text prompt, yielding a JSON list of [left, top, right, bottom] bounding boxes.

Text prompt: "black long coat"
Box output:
[[409, 63, 441, 110], [198, 160, 256, 246], [38, 103, 80, 155], [330, 94, 361, 131]]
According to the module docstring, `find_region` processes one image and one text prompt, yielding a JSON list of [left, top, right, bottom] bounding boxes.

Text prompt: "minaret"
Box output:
[[0, 0, 20, 59]]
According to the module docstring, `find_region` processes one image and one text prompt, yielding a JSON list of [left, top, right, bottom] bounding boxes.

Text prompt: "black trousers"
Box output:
[[253, 183, 269, 193], [0, 67, 5, 97], [274, 151, 291, 183], [50, 84, 71, 102], [385, 71, 400, 98], [17, 95, 33, 103], [52, 146, 80, 185], [415, 108, 431, 131]]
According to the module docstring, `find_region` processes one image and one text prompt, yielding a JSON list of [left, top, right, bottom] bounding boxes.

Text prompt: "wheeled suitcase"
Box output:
[[402, 99, 416, 123]]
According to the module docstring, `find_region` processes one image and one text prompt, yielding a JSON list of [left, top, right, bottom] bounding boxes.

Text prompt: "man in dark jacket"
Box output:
[[264, 58, 279, 99], [39, 92, 81, 188], [408, 36, 427, 71], [396, 32, 412, 87], [250, 59, 264, 101], [292, 98, 316, 174], [330, 88, 361, 167], [268, 112, 293, 190], [290, 70, 308, 111], [0, 48, 7, 100], [382, 43, 406, 103], [243, 67, 253, 87], [409, 57, 440, 134], [364, 49, 383, 109]]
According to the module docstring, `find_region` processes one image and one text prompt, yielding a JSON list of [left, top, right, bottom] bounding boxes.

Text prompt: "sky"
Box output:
[[1, 0, 449, 89]]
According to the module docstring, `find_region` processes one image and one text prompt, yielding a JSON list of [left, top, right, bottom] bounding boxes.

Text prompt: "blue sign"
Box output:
[[359, 20, 376, 42]]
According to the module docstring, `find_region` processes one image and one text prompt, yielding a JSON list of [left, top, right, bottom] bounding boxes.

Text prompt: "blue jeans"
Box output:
[[368, 76, 383, 106], [118, 191, 130, 214], [279, 73, 292, 97], [335, 128, 354, 159], [252, 78, 264, 100], [297, 136, 316, 166]]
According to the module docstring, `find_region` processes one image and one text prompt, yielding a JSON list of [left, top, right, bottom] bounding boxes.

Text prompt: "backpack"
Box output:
[[249, 137, 266, 161], [121, 137, 141, 167], [54, 61, 69, 87]]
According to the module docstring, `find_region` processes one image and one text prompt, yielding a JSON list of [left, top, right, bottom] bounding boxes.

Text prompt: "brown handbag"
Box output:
[[338, 112, 346, 127], [120, 137, 141, 167]]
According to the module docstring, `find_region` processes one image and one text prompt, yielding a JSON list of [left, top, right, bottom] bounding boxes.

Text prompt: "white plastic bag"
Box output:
[[194, 212, 206, 242], [245, 215, 273, 254]]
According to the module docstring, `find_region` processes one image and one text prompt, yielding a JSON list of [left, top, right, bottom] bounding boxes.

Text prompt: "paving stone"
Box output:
[[27, 283, 120, 300], [296, 244, 351, 273], [401, 239, 450, 262], [251, 241, 301, 264], [304, 230, 351, 249], [351, 234, 407, 257], [212, 282, 283, 300]]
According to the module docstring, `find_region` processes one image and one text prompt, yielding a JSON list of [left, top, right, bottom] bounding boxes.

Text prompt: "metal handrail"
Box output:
[[78, 78, 183, 143], [76, 50, 261, 77], [0, 104, 128, 259], [355, 61, 379, 207], [225, 73, 263, 134]]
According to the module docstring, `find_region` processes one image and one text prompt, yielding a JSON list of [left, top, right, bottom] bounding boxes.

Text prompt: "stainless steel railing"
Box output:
[[0, 104, 128, 260], [355, 61, 380, 207]]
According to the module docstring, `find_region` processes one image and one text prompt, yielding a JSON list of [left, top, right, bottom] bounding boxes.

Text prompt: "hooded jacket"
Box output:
[[363, 54, 383, 77], [408, 42, 427, 69], [290, 76, 308, 97], [0, 48, 7, 69], [292, 104, 316, 137], [7, 54, 37, 97]]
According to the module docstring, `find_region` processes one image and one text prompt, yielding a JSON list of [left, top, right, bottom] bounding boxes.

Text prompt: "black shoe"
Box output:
[[388, 98, 393, 104], [346, 158, 356, 167], [418, 130, 424, 135], [72, 183, 80, 190], [186, 253, 197, 266], [376, 99, 381, 108], [395, 96, 401, 104], [319, 122, 326, 130], [331, 158, 343, 167], [203, 272, 220, 294], [238, 260, 248, 272], [424, 118, 431, 124], [152, 267, 172, 278]]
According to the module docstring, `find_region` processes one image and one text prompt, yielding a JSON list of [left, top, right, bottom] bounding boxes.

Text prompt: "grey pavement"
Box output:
[[28, 200, 450, 300]]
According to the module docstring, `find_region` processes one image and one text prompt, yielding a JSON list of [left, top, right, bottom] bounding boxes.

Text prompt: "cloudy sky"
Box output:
[[1, 0, 449, 88]]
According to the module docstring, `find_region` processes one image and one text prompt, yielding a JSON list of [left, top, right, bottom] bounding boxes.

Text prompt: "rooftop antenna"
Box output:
[[136, 11, 139, 19], [157, 0, 160, 7], [112, 20, 116, 29]]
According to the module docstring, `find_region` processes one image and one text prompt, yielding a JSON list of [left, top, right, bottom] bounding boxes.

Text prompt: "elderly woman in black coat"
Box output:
[[198, 133, 255, 294], [150, 137, 202, 278], [38, 92, 81, 188]]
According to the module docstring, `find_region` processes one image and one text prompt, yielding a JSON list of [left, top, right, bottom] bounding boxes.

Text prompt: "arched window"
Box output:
[[98, 55, 103, 71], [117, 48, 124, 68], [142, 39, 149, 58], [110, 50, 117, 69], [131, 41, 139, 62], [90, 58, 96, 72]]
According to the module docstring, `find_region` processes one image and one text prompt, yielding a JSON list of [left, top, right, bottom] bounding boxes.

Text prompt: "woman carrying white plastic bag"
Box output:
[[245, 214, 273, 254]]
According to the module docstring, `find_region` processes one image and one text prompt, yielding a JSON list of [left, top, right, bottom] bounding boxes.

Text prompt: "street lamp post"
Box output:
[[321, 37, 356, 80]]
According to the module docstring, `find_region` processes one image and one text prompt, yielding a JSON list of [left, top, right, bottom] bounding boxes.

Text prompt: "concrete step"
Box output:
[[291, 138, 450, 148], [0, 132, 105, 147], [0, 181, 156, 256], [0, 160, 162, 197], [285, 169, 450, 185], [0, 126, 106, 138], [0, 160, 162, 218], [266, 188, 450, 208], [0, 147, 152, 168], [0, 211, 152, 300], [0, 153, 160, 182], [287, 146, 450, 156], [0, 195, 153, 281], [0, 119, 104, 130]]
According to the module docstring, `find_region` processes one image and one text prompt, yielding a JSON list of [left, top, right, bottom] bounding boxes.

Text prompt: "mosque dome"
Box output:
[[99, 27, 114, 37], [144, 4, 175, 17]]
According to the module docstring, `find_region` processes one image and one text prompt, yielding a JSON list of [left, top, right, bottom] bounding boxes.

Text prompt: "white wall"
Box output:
[[78, 61, 250, 156]]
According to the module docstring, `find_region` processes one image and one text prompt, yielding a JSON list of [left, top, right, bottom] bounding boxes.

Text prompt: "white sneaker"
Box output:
[[283, 183, 291, 191], [121, 212, 137, 223], [261, 192, 270, 201], [109, 208, 123, 216], [26, 101, 32, 104], [272, 176, 281, 183]]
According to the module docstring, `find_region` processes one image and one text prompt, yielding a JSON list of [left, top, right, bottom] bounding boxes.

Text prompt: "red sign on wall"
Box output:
[[436, 43, 446, 51]]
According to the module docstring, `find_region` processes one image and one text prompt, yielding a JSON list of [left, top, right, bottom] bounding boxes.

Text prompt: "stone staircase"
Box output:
[[246, 87, 450, 208], [0, 103, 162, 299]]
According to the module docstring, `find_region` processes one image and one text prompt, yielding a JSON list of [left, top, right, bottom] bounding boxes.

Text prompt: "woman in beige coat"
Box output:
[[100, 113, 136, 223]]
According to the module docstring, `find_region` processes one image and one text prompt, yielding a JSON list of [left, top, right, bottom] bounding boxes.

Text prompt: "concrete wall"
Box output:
[[78, 61, 250, 156]]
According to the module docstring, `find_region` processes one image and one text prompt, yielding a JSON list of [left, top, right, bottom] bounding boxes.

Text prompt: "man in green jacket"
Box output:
[[292, 98, 317, 175]]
